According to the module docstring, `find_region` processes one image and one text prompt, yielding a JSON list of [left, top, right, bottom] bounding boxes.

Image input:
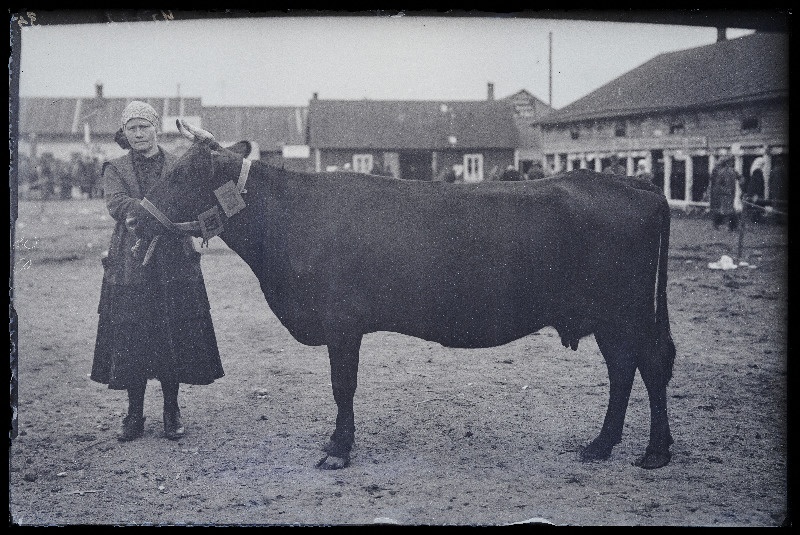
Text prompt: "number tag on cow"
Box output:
[[198, 205, 224, 240], [214, 181, 246, 217]]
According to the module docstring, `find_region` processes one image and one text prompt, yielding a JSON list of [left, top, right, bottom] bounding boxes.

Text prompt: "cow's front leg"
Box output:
[[317, 332, 362, 470]]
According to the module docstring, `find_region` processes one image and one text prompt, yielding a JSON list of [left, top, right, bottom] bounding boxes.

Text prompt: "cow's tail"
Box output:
[[654, 198, 676, 382]]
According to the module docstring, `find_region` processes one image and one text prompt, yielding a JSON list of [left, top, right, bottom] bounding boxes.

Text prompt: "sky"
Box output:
[[16, 14, 755, 110]]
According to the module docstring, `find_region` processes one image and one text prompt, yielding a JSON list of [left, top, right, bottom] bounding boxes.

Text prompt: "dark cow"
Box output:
[[130, 120, 676, 470]]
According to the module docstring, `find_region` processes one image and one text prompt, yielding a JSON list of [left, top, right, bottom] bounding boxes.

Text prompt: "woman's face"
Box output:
[[124, 118, 158, 156]]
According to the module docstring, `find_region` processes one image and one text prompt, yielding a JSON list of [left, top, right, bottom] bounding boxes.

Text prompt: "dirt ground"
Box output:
[[9, 198, 788, 526]]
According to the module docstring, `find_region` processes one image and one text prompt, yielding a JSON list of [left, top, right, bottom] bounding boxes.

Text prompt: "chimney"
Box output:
[[95, 82, 104, 99], [487, 82, 495, 101], [312, 92, 319, 100], [717, 27, 727, 42]]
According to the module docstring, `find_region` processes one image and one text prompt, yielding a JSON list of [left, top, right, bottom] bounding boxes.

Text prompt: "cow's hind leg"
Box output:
[[634, 339, 673, 469], [580, 327, 637, 463], [317, 332, 362, 470]]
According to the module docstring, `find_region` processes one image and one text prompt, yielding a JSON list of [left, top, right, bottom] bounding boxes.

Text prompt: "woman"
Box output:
[[91, 101, 224, 441], [745, 157, 766, 223], [635, 160, 655, 184]]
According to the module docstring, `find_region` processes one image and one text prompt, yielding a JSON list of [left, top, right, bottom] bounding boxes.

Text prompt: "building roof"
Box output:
[[19, 97, 203, 135], [200, 106, 307, 151], [539, 31, 788, 125], [307, 98, 519, 150]]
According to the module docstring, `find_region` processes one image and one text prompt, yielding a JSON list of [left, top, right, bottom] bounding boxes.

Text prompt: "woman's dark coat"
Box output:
[[91, 148, 224, 389], [709, 161, 740, 216]]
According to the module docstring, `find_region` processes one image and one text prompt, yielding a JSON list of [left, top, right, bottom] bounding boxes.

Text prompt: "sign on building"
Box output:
[[162, 116, 202, 133], [282, 145, 310, 159]]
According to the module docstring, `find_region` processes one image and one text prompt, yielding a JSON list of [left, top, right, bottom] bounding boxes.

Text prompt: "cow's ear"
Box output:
[[114, 128, 131, 150], [224, 141, 252, 158]]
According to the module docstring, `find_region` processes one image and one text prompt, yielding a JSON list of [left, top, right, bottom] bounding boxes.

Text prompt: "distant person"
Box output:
[[744, 157, 766, 223], [453, 164, 465, 182], [499, 165, 523, 181], [525, 162, 546, 180], [37, 153, 56, 200], [18, 154, 34, 197], [635, 160, 655, 184], [90, 156, 102, 199], [768, 160, 787, 204], [371, 162, 392, 177], [709, 155, 741, 231], [435, 165, 458, 183], [75, 153, 100, 199], [92, 101, 224, 442], [603, 155, 627, 176]]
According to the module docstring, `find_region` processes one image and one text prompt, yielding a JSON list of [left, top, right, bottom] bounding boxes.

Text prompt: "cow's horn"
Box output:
[[177, 119, 214, 142], [176, 119, 196, 141]]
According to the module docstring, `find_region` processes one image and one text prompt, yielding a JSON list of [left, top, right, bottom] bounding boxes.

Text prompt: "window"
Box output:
[[570, 129, 580, 140], [463, 154, 484, 183], [669, 122, 685, 135], [614, 122, 627, 137], [352, 154, 373, 174], [545, 154, 556, 173], [741, 116, 760, 132]]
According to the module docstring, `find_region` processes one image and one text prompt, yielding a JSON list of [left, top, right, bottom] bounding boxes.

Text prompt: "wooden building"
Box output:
[[503, 88, 554, 175], [200, 105, 308, 169], [306, 92, 519, 181], [18, 84, 203, 162], [537, 31, 789, 207]]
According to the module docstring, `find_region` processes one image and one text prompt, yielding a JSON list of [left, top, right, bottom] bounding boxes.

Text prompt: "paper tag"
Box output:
[[198, 205, 224, 240], [214, 180, 246, 217]]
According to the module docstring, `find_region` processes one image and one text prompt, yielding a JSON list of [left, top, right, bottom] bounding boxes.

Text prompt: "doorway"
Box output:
[[670, 159, 686, 201], [650, 150, 664, 190], [691, 155, 710, 202], [399, 151, 432, 181]]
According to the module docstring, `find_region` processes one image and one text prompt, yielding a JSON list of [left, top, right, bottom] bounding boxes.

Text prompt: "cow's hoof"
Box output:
[[316, 454, 350, 470], [579, 440, 613, 462], [634, 450, 671, 469], [322, 437, 352, 457]]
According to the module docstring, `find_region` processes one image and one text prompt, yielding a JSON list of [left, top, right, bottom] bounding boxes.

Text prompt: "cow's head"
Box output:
[[130, 120, 252, 246]]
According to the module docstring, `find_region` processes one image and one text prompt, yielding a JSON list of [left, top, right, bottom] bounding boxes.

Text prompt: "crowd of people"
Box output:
[[18, 152, 103, 201], [707, 155, 784, 230]]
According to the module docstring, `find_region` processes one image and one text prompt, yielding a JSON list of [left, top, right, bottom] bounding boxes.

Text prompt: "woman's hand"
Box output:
[[125, 214, 139, 232]]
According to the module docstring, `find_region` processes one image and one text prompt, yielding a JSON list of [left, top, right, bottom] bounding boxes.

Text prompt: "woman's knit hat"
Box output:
[[121, 100, 160, 129]]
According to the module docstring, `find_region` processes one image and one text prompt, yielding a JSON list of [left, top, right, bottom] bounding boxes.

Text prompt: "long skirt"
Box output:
[[91, 277, 224, 390]]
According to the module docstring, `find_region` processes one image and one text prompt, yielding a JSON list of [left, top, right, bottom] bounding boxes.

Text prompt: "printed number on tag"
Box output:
[[198, 206, 224, 240], [214, 181, 246, 217]]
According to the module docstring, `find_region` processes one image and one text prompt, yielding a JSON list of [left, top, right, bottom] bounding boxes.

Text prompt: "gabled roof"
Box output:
[[539, 31, 788, 125], [19, 97, 203, 135], [307, 98, 519, 150], [503, 89, 554, 119], [201, 106, 307, 151]]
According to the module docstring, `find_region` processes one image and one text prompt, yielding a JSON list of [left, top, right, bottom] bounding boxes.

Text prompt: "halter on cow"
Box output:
[[131, 119, 677, 471]]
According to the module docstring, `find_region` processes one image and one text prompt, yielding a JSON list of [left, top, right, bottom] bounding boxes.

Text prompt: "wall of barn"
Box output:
[[540, 98, 788, 155], [261, 151, 312, 172], [539, 97, 789, 206], [316, 149, 382, 173], [433, 149, 516, 180], [315, 148, 516, 180]]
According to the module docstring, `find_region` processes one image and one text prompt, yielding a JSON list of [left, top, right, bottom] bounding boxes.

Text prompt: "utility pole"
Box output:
[[548, 31, 553, 108]]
